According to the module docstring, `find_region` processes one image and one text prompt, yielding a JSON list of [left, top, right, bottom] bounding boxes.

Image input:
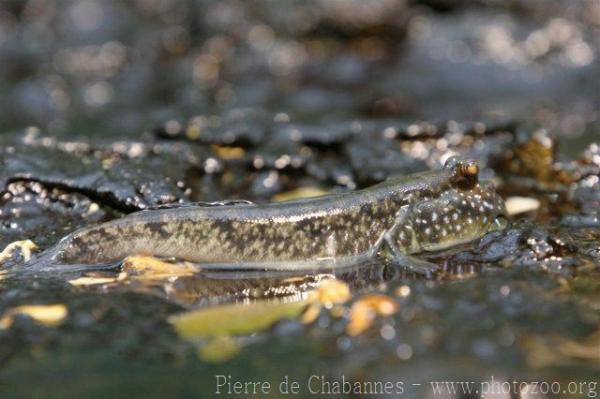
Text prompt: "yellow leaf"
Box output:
[[0, 240, 38, 264], [505, 196, 540, 215], [122, 256, 198, 280], [358, 294, 399, 316], [346, 294, 399, 337], [0, 304, 68, 329], [68, 276, 118, 286], [312, 279, 351, 306], [273, 187, 329, 202], [170, 299, 308, 339], [211, 145, 245, 160], [346, 304, 375, 337]]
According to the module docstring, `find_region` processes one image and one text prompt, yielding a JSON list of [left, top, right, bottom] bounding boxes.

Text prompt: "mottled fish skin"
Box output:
[[31, 157, 507, 270]]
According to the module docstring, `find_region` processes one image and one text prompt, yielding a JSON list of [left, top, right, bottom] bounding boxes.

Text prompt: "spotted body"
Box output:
[[28, 158, 506, 271]]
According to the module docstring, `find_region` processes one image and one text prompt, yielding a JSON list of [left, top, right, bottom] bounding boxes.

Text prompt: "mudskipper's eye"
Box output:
[[493, 215, 508, 230]]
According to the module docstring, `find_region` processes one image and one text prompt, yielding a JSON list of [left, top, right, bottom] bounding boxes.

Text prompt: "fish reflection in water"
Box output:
[[140, 259, 388, 307]]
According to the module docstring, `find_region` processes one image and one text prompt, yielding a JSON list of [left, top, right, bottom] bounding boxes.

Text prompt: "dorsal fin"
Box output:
[[141, 199, 254, 211]]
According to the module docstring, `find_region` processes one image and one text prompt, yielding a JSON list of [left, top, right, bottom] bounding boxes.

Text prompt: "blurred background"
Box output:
[[1, 2, 600, 398], [0, 0, 598, 140]]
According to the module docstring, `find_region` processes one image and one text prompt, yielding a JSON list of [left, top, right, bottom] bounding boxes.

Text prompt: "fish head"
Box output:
[[395, 158, 507, 253]]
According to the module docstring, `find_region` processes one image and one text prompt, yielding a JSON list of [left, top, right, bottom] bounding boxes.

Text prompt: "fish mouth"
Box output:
[[490, 214, 509, 232]]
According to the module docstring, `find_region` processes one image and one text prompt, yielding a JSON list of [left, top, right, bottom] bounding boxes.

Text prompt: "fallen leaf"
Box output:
[[0, 240, 38, 264], [211, 145, 245, 160], [171, 277, 351, 362], [346, 294, 399, 337], [122, 256, 198, 280], [312, 279, 351, 306], [299, 279, 351, 324], [68, 276, 119, 286], [169, 299, 307, 339], [273, 187, 329, 202], [505, 196, 541, 215], [0, 304, 68, 329]]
